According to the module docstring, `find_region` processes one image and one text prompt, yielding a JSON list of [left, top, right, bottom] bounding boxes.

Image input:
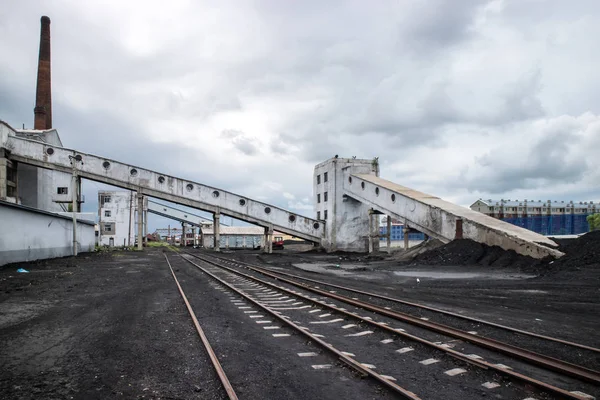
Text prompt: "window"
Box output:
[[102, 223, 114, 234], [324, 172, 328, 182], [57, 187, 68, 195], [324, 192, 328, 202], [324, 210, 328, 220], [317, 175, 321, 184], [104, 210, 111, 217], [6, 164, 17, 183], [317, 193, 321, 203], [100, 195, 112, 205], [317, 211, 321, 220]]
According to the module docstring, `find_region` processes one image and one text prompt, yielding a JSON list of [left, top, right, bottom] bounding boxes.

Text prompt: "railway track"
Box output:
[[164, 253, 238, 400], [219, 255, 600, 355], [209, 253, 600, 377], [180, 250, 599, 400]]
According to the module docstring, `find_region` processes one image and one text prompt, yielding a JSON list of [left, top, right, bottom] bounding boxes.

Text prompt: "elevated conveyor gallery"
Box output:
[[147, 199, 211, 228], [344, 174, 563, 259], [1, 132, 324, 243]]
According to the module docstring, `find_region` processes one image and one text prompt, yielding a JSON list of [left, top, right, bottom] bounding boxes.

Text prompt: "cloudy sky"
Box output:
[[1, 0, 599, 230]]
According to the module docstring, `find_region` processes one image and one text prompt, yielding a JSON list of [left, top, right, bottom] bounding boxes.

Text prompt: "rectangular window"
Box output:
[[7, 185, 16, 197], [324, 210, 328, 220], [324, 172, 328, 182], [57, 187, 68, 195], [317, 211, 321, 220], [324, 192, 328, 202], [102, 223, 114, 233], [104, 210, 111, 217], [101, 195, 112, 204], [6, 164, 17, 183], [317, 175, 321, 184], [317, 193, 321, 203]]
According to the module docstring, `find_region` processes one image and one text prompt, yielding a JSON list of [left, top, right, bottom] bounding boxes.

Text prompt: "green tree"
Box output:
[[587, 213, 600, 231]]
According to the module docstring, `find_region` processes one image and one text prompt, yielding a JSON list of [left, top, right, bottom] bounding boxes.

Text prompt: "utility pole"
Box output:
[[68, 154, 82, 256]]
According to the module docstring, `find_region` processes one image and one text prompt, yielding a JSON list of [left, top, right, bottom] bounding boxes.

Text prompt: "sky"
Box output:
[[1, 0, 599, 231]]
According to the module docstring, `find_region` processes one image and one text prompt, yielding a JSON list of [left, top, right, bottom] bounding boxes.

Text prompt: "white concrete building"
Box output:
[[1, 122, 74, 212], [98, 190, 138, 247], [201, 226, 266, 249], [314, 157, 380, 252], [0, 200, 96, 266]]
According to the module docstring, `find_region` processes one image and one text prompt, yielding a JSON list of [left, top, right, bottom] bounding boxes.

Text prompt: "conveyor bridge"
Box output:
[[1, 133, 324, 243], [344, 174, 563, 259]]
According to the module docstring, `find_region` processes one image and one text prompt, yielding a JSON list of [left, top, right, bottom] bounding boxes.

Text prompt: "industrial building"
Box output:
[[97, 191, 138, 247], [470, 199, 598, 235], [378, 216, 425, 247], [201, 226, 276, 249], [0, 17, 94, 265]]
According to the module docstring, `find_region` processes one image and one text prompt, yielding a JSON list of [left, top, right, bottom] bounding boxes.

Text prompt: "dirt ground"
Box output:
[[228, 233, 600, 350], [1, 233, 598, 399]]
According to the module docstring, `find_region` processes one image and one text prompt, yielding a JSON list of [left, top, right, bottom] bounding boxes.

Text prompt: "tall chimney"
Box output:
[[34, 16, 52, 130]]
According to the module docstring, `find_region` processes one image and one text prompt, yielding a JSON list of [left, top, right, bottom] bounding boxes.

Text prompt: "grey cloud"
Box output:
[[398, 0, 489, 51], [232, 136, 259, 156], [2, 0, 599, 225], [465, 128, 588, 193], [221, 129, 242, 139], [221, 130, 259, 156]]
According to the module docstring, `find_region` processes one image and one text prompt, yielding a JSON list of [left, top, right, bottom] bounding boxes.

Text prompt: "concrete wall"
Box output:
[[0, 201, 95, 266], [314, 157, 379, 252]]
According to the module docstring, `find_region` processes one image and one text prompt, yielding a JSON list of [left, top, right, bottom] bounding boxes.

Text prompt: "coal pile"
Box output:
[[411, 239, 546, 269], [540, 231, 600, 281]]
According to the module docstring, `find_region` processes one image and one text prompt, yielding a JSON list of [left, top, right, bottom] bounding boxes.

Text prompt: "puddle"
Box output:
[[292, 263, 368, 277], [392, 271, 535, 280], [507, 289, 549, 294]]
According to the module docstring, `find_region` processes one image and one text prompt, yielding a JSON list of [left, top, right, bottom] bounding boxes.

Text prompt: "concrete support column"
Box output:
[[263, 227, 268, 252], [0, 150, 7, 199], [143, 199, 148, 245], [192, 227, 196, 247], [403, 219, 409, 251], [137, 194, 143, 250], [213, 212, 220, 252], [368, 210, 374, 254], [386, 216, 392, 253], [181, 223, 187, 247], [71, 166, 78, 256], [263, 226, 273, 254]]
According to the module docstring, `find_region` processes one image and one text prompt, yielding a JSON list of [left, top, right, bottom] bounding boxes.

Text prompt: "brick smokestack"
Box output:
[[34, 16, 52, 130]]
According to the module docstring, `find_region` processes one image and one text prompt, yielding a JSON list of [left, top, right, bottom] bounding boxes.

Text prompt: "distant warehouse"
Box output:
[[470, 199, 598, 235]]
